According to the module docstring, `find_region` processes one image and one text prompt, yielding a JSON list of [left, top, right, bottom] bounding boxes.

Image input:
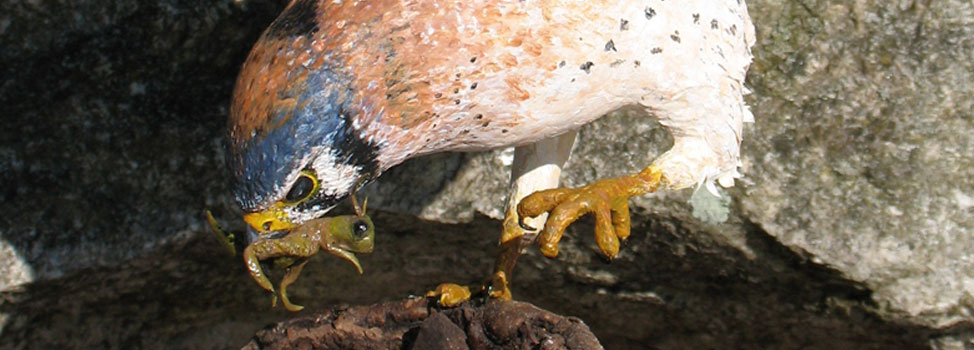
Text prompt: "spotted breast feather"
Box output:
[[225, 0, 755, 309]]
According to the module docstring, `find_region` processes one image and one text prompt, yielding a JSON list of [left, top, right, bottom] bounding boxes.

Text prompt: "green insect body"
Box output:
[[243, 213, 374, 311], [207, 196, 374, 312]]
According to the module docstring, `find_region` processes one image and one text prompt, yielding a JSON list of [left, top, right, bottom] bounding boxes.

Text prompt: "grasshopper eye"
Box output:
[[284, 171, 317, 204], [352, 220, 370, 239]]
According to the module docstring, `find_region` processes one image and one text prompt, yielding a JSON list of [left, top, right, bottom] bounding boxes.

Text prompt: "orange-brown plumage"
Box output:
[[232, 0, 722, 169], [228, 0, 755, 299]]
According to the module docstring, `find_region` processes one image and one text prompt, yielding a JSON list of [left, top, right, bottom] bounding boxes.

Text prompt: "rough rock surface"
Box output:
[[244, 298, 602, 350], [743, 0, 974, 330], [1, 0, 972, 349]]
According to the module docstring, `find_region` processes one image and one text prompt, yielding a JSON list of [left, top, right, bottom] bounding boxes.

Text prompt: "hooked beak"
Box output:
[[243, 208, 296, 234]]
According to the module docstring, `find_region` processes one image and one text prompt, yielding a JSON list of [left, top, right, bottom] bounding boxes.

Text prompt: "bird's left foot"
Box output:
[[426, 211, 529, 307], [518, 165, 663, 259], [426, 283, 473, 307]]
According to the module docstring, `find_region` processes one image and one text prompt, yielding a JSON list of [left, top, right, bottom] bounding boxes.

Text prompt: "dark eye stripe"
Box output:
[[285, 173, 315, 203]]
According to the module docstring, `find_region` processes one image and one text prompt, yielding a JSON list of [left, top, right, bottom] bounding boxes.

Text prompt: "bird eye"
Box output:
[[352, 220, 369, 239], [284, 171, 317, 204]]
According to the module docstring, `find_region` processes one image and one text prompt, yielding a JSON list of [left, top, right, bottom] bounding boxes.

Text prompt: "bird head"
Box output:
[[226, 4, 381, 237]]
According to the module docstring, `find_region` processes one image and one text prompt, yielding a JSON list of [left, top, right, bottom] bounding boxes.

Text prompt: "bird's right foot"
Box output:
[[518, 165, 663, 259]]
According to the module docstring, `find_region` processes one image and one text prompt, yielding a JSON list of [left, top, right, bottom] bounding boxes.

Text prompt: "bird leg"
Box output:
[[430, 131, 577, 307], [518, 164, 662, 259], [488, 130, 577, 300]]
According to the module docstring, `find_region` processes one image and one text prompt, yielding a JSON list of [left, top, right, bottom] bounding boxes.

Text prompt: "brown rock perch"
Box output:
[[243, 297, 603, 350]]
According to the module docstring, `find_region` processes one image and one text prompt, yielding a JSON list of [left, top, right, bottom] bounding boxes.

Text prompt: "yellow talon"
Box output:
[[487, 271, 512, 301]]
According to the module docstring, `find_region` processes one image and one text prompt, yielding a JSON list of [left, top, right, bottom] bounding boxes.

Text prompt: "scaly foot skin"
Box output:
[[427, 167, 663, 307], [518, 165, 663, 259], [485, 213, 527, 301], [486, 270, 512, 300], [244, 212, 375, 311], [428, 211, 524, 306]]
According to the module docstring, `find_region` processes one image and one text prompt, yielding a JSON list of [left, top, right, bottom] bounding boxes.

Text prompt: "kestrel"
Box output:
[[225, 0, 755, 308]]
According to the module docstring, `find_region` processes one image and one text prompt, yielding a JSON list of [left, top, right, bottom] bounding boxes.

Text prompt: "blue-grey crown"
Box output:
[[229, 68, 379, 212]]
